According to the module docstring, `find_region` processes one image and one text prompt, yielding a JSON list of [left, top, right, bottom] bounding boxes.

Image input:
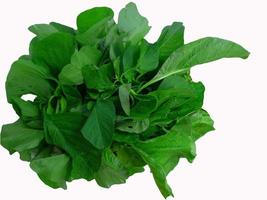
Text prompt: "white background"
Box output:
[[0, 0, 266, 199]]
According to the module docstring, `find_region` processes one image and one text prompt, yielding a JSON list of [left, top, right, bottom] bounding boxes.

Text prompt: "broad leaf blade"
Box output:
[[81, 100, 116, 149], [30, 32, 75, 74], [95, 149, 128, 188], [6, 59, 54, 103], [77, 7, 114, 33], [30, 154, 70, 189], [44, 112, 101, 180], [156, 22, 185, 61], [118, 2, 150, 44], [1, 120, 44, 152], [141, 37, 250, 90]]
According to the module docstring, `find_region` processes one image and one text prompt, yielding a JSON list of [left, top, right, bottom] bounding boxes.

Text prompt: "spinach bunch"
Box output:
[[1, 2, 249, 198]]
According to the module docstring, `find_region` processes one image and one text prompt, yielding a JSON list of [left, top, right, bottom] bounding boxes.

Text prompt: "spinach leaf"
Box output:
[[30, 32, 76, 74], [140, 37, 250, 91], [30, 154, 70, 189], [156, 22, 184, 61], [1, 3, 249, 198], [118, 2, 150, 44], [81, 100, 116, 149]]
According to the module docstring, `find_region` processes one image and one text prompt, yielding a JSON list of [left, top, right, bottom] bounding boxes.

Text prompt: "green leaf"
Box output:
[[11, 97, 40, 121], [49, 22, 75, 35], [61, 85, 82, 110], [112, 143, 145, 176], [83, 64, 114, 91], [6, 59, 54, 103], [71, 46, 102, 66], [116, 118, 149, 134], [140, 37, 250, 90], [95, 149, 128, 188], [30, 154, 70, 189], [119, 84, 131, 115], [122, 45, 139, 81], [118, 2, 150, 44], [77, 7, 114, 33], [136, 40, 159, 74], [28, 24, 59, 38], [81, 100, 116, 149], [177, 82, 205, 116], [156, 22, 184, 61], [29, 22, 75, 39], [59, 45, 102, 85], [59, 64, 83, 85], [134, 120, 195, 198], [30, 32, 75, 74], [189, 109, 215, 141], [1, 120, 44, 152], [44, 112, 101, 180], [130, 95, 158, 119], [76, 7, 114, 45]]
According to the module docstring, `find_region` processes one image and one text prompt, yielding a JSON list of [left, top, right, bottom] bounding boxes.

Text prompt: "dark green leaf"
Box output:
[[30, 154, 70, 189], [6, 59, 54, 103], [130, 95, 158, 119], [156, 22, 184, 61], [76, 7, 114, 45], [122, 45, 139, 81], [137, 40, 159, 74], [81, 100, 116, 149], [59, 45, 101, 85], [30, 32, 75, 73], [77, 7, 114, 33], [189, 109, 215, 141], [1, 120, 44, 152], [95, 149, 128, 188], [83, 64, 114, 91], [44, 112, 101, 180]]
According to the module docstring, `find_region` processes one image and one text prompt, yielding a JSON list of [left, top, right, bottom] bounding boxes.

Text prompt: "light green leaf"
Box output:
[[28, 24, 59, 38], [116, 118, 149, 134], [29, 23, 75, 39], [118, 2, 150, 44], [119, 84, 131, 115], [81, 100, 116, 149], [140, 37, 250, 90]]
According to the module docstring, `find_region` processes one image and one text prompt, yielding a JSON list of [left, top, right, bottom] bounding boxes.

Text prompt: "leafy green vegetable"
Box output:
[[1, 2, 249, 199], [81, 100, 116, 149]]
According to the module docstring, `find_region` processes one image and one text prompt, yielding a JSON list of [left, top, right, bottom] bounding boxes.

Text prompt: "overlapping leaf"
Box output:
[[1, 2, 249, 199]]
